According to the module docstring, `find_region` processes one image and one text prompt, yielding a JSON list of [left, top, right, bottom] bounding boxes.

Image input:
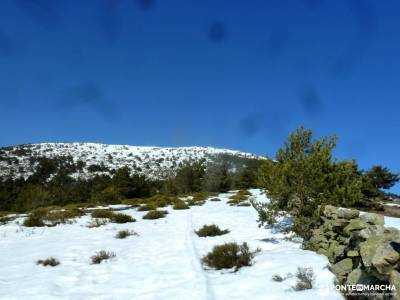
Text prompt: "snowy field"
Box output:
[[384, 215, 400, 228], [0, 190, 343, 300]]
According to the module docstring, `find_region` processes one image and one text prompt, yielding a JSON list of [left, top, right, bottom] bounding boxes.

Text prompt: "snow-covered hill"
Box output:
[[0, 190, 342, 299], [0, 143, 262, 180]]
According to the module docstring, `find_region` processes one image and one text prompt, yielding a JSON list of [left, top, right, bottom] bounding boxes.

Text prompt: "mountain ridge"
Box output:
[[0, 142, 263, 180]]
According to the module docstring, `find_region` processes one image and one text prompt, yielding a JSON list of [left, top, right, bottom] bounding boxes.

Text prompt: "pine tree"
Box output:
[[365, 166, 399, 190], [174, 160, 206, 193], [203, 162, 232, 192], [255, 127, 364, 238]]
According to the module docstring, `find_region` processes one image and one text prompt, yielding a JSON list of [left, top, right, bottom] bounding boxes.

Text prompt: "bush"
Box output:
[[293, 267, 315, 291], [192, 192, 216, 202], [237, 190, 251, 196], [210, 198, 221, 202], [201, 242, 258, 271], [195, 224, 230, 237], [23, 206, 84, 227], [121, 198, 142, 207], [89, 186, 122, 205], [111, 213, 135, 223], [187, 199, 206, 206], [142, 210, 168, 220], [37, 258, 60, 267], [23, 207, 50, 227], [23, 214, 45, 227], [148, 194, 178, 208], [63, 203, 89, 210], [87, 218, 108, 228], [272, 274, 284, 282], [173, 200, 190, 210], [137, 203, 157, 211], [91, 209, 135, 223], [91, 209, 114, 219], [91, 250, 116, 264], [227, 191, 250, 206], [46, 208, 84, 223], [115, 229, 138, 239], [0, 215, 12, 225]]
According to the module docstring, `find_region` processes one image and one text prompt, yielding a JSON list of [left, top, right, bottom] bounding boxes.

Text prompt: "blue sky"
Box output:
[[0, 0, 399, 191]]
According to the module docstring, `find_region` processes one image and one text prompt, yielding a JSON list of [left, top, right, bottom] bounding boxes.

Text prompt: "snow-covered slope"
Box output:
[[0, 190, 342, 300], [0, 143, 262, 180]]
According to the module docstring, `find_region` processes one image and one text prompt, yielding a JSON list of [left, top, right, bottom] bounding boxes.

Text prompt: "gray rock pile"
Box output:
[[307, 205, 400, 299]]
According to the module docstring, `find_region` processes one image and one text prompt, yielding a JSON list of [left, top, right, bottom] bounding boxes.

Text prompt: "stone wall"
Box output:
[[307, 205, 400, 299]]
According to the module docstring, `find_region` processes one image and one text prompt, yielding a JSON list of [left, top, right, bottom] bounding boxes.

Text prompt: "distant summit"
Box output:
[[0, 143, 263, 180]]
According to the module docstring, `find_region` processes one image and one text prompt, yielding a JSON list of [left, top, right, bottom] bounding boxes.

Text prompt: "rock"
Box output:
[[310, 234, 328, 244], [359, 225, 386, 240], [337, 236, 350, 246], [360, 232, 400, 280], [307, 234, 329, 251], [323, 205, 338, 218], [327, 241, 346, 263], [360, 213, 385, 226], [346, 269, 387, 299], [323, 205, 359, 219], [317, 248, 328, 256], [312, 228, 322, 236], [337, 208, 360, 220], [389, 270, 400, 300], [371, 243, 399, 276], [347, 250, 359, 257], [343, 219, 369, 236], [309, 205, 400, 296], [386, 227, 400, 238], [325, 230, 337, 239], [331, 258, 353, 281], [346, 268, 377, 286], [319, 242, 329, 250], [327, 218, 350, 232], [360, 235, 387, 268]]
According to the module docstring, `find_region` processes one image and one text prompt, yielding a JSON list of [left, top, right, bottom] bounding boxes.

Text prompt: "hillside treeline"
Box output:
[[0, 156, 260, 212]]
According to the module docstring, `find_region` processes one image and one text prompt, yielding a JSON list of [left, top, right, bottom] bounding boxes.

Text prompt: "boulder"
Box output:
[[312, 228, 322, 236], [343, 219, 369, 236], [327, 218, 350, 232], [385, 227, 400, 239], [331, 258, 353, 281], [346, 267, 378, 286], [337, 235, 350, 246], [360, 235, 387, 268], [323, 205, 359, 219], [325, 230, 337, 239], [360, 232, 400, 280], [317, 248, 329, 256], [327, 241, 346, 263], [359, 225, 386, 240], [336, 208, 360, 220], [307, 233, 330, 251], [309, 233, 328, 245], [371, 243, 399, 276], [308, 205, 400, 297], [347, 250, 359, 258], [389, 270, 400, 300], [360, 213, 385, 226], [323, 205, 338, 218]]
